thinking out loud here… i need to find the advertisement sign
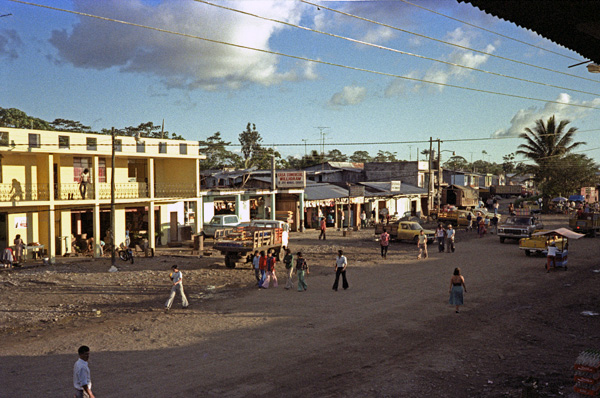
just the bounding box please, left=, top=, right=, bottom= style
left=391, top=181, right=401, bottom=192
left=14, top=216, right=27, bottom=228
left=276, top=171, right=306, bottom=188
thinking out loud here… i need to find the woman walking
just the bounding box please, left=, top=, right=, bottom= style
left=435, top=224, right=445, bottom=252
left=13, top=234, right=24, bottom=264
left=296, top=252, right=309, bottom=291
left=260, top=250, right=278, bottom=289
left=417, top=230, right=428, bottom=259
left=449, top=267, right=467, bottom=313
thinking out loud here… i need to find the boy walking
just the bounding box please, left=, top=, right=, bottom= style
left=165, top=265, right=189, bottom=310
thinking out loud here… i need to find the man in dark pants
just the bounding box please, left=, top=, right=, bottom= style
left=319, top=217, right=327, bottom=240
left=332, top=249, right=349, bottom=291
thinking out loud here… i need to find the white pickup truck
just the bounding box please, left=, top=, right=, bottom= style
left=202, top=215, right=240, bottom=238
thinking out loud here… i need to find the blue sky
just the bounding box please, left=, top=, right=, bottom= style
left=2, top=0, right=600, bottom=165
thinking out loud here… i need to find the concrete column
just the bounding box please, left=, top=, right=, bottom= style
left=59, top=210, right=71, bottom=255
left=194, top=197, right=203, bottom=234
left=299, top=191, right=305, bottom=232
left=270, top=192, right=276, bottom=220
left=148, top=201, right=155, bottom=250
left=114, top=207, right=126, bottom=247
left=48, top=205, right=56, bottom=264
left=235, top=194, right=241, bottom=218
left=148, top=158, right=155, bottom=199
left=93, top=204, right=101, bottom=258
left=93, top=156, right=99, bottom=200
left=375, top=201, right=380, bottom=224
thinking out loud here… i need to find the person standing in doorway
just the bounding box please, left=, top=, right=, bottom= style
left=380, top=228, right=390, bottom=259
left=319, top=217, right=327, bottom=240
left=449, top=267, right=467, bottom=313
left=165, top=265, right=189, bottom=310
left=296, top=252, right=309, bottom=291
left=360, top=210, right=367, bottom=228
left=283, top=248, right=295, bottom=289
left=73, top=345, right=95, bottom=398
left=417, top=230, right=428, bottom=259
left=332, top=249, right=349, bottom=291
left=445, top=224, right=455, bottom=253
left=13, top=234, right=24, bottom=264
left=79, top=168, right=90, bottom=199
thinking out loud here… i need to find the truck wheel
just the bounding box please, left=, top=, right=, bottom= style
left=499, top=237, right=505, bottom=243
left=224, top=255, right=236, bottom=268
left=525, top=250, right=531, bottom=256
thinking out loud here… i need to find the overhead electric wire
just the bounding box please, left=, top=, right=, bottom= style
left=397, top=0, right=583, bottom=63
left=303, top=0, right=600, bottom=85
left=8, top=0, right=600, bottom=112
left=197, top=0, right=600, bottom=98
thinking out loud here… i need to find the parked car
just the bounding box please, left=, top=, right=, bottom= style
left=385, top=221, right=435, bottom=243
left=202, top=215, right=241, bottom=238
left=519, top=232, right=567, bottom=256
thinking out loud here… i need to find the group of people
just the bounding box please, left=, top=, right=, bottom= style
left=435, top=224, right=456, bottom=254
left=251, top=248, right=310, bottom=291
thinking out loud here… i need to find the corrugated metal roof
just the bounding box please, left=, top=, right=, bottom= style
left=460, top=0, right=600, bottom=63
left=304, top=183, right=349, bottom=201
left=359, top=182, right=427, bottom=196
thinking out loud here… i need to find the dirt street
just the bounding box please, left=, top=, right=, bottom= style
left=1, top=213, right=599, bottom=397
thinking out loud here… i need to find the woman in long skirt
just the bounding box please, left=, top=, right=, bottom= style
left=449, top=267, right=467, bottom=313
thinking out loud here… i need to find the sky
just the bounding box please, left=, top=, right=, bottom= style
left=2, top=0, right=600, bottom=165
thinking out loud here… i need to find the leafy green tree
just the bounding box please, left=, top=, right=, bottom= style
left=0, top=107, right=52, bottom=130
left=50, top=119, right=93, bottom=133
left=502, top=153, right=515, bottom=174
left=239, top=123, right=263, bottom=165
left=326, top=149, right=348, bottom=162
left=373, top=150, right=398, bottom=162
left=516, top=115, right=585, bottom=206
left=349, top=150, right=371, bottom=163
left=542, top=154, right=598, bottom=197
left=443, top=155, right=469, bottom=171
left=198, top=132, right=241, bottom=169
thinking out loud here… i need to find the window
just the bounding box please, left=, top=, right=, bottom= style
left=86, top=137, right=97, bottom=151
left=114, top=139, right=122, bottom=152
left=28, top=133, right=40, bottom=149
left=0, top=132, right=8, bottom=147
left=179, top=143, right=187, bottom=155
left=58, top=135, right=70, bottom=149
left=73, top=157, right=92, bottom=182
left=136, top=141, right=145, bottom=153
left=158, top=142, right=167, bottom=154
left=98, top=158, right=106, bottom=183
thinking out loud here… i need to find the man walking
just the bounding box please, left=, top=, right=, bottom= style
left=260, top=250, right=278, bottom=288
left=319, top=217, right=326, bottom=240
left=165, top=265, right=189, bottom=310
left=73, top=345, right=95, bottom=398
left=283, top=248, right=295, bottom=289
left=252, top=250, right=260, bottom=286
left=380, top=228, right=390, bottom=259
left=446, top=224, right=455, bottom=253
left=332, top=249, right=349, bottom=291
left=296, top=252, right=309, bottom=291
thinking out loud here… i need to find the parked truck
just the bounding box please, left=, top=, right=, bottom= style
left=569, top=212, right=600, bottom=236
left=213, top=226, right=284, bottom=268
left=497, top=209, right=543, bottom=243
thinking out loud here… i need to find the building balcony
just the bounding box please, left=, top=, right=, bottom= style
left=0, top=182, right=198, bottom=202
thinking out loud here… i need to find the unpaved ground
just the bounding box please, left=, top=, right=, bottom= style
left=1, top=213, right=600, bottom=397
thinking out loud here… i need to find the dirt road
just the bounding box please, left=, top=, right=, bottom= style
left=1, top=214, right=599, bottom=397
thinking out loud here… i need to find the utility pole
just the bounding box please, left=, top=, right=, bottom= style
left=428, top=137, right=433, bottom=215
left=437, top=139, right=441, bottom=211
left=408, top=145, right=412, bottom=161
left=314, top=126, right=329, bottom=171
left=301, top=139, right=308, bottom=158
left=109, top=127, right=118, bottom=272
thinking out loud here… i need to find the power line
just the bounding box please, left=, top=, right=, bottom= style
left=8, top=0, right=600, bottom=111
left=397, top=0, right=584, bottom=63
left=198, top=0, right=600, bottom=98
left=303, top=0, right=600, bottom=85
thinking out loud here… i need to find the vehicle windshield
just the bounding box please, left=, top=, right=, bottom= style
left=209, top=217, right=222, bottom=225
left=410, top=223, right=423, bottom=230
left=503, top=217, right=531, bottom=226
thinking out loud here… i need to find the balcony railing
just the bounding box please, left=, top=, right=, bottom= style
left=0, top=183, right=50, bottom=201
left=0, top=182, right=197, bottom=202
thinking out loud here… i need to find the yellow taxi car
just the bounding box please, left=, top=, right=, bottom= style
left=391, top=221, right=436, bottom=243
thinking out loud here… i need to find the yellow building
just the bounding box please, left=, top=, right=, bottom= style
left=0, top=127, right=203, bottom=262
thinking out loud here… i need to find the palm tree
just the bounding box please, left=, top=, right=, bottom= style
left=516, top=115, right=585, bottom=202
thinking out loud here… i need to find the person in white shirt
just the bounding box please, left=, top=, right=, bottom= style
left=546, top=242, right=558, bottom=273
left=165, top=265, right=189, bottom=310
left=332, top=250, right=349, bottom=291
left=73, top=345, right=95, bottom=398
left=79, top=169, right=90, bottom=199
left=445, top=225, right=455, bottom=253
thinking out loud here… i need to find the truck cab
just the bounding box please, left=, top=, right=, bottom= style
left=498, top=214, right=543, bottom=243
left=202, top=215, right=241, bottom=238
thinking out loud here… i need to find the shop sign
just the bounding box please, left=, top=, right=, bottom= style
left=349, top=185, right=365, bottom=197
left=391, top=181, right=401, bottom=192
left=277, top=171, right=306, bottom=188
left=14, top=216, right=27, bottom=228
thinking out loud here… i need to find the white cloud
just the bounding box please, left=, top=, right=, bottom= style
left=328, top=85, right=367, bottom=107
left=0, top=29, right=22, bottom=60
left=360, top=26, right=395, bottom=45
left=48, top=0, right=312, bottom=90
left=492, top=93, right=600, bottom=138
left=384, top=28, right=495, bottom=96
